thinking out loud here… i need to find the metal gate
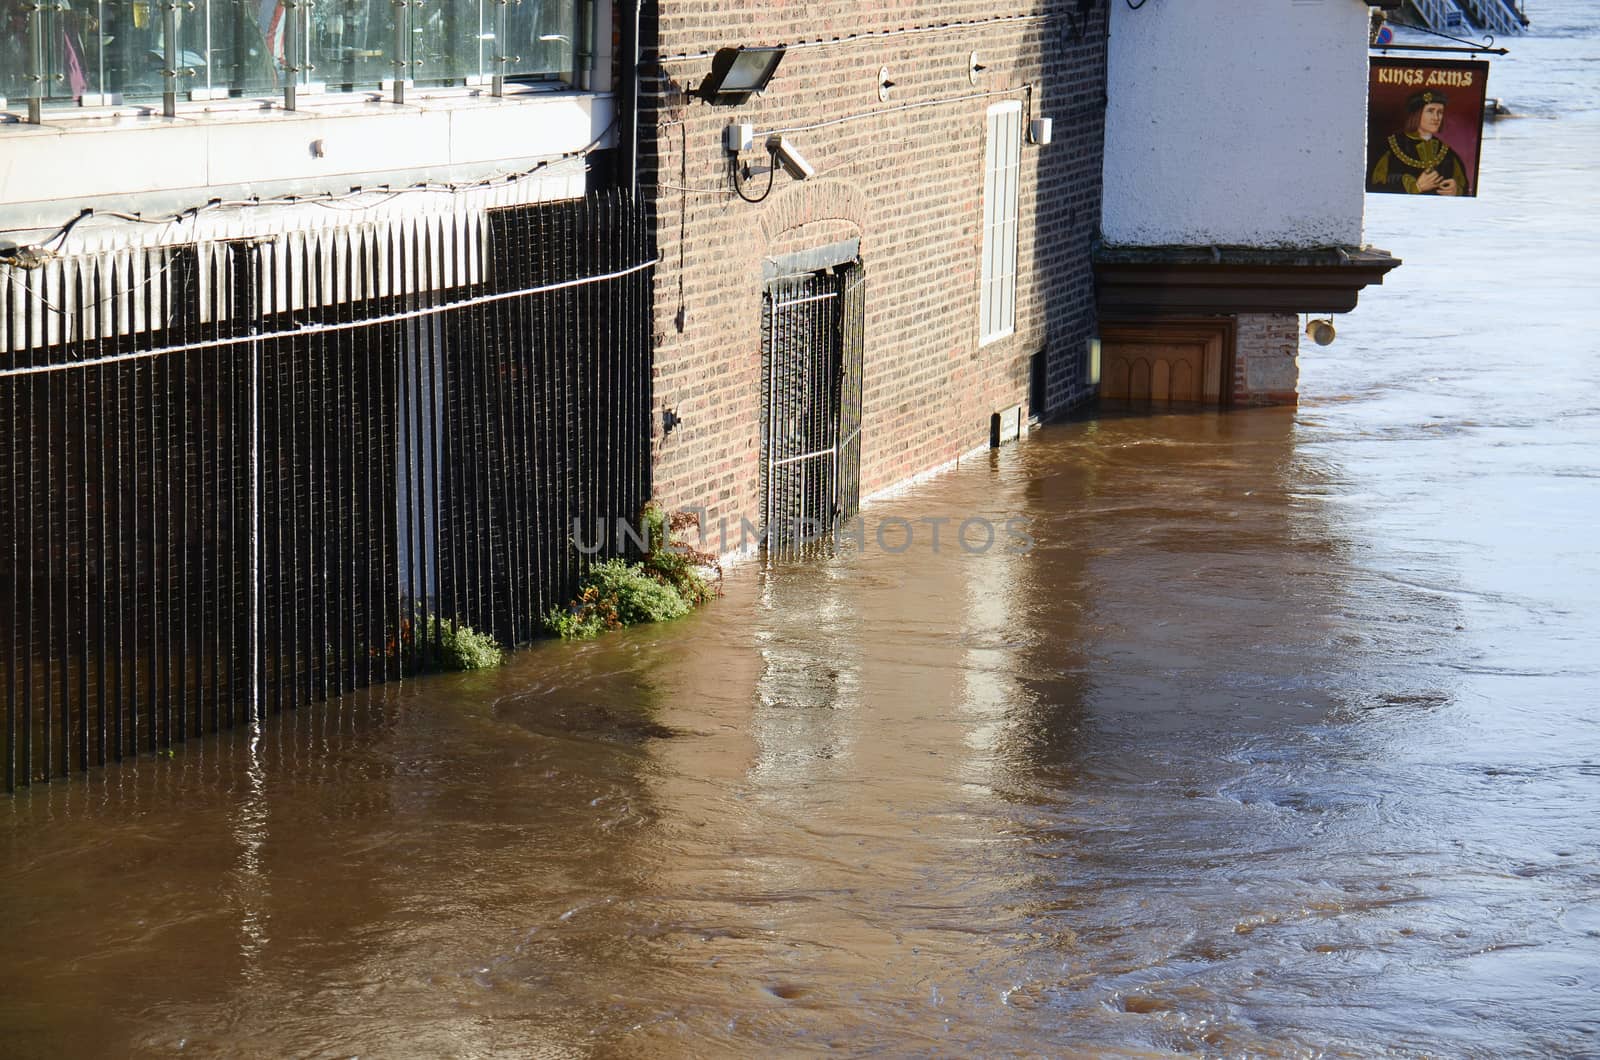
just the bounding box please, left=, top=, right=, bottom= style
left=760, top=262, right=864, bottom=553
left=0, top=191, right=653, bottom=792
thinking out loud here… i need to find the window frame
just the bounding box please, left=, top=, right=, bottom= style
left=978, top=99, right=1023, bottom=348
left=0, top=0, right=586, bottom=111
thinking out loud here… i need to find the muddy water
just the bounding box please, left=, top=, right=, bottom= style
left=6, top=16, right=1600, bottom=1060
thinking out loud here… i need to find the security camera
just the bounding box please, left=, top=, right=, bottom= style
left=766, top=135, right=815, bottom=181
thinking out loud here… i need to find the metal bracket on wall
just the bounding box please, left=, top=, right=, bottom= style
left=1373, top=18, right=1509, bottom=54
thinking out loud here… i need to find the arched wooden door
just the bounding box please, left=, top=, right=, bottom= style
left=1098, top=319, right=1234, bottom=407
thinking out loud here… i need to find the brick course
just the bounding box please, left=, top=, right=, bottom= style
left=1233, top=312, right=1301, bottom=407
left=639, top=1, right=1107, bottom=548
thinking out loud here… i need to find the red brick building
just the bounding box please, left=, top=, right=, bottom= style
left=636, top=1, right=1108, bottom=554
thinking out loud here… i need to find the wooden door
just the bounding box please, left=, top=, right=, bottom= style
left=1099, top=320, right=1233, bottom=407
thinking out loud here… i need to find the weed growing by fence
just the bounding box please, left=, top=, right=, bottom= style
left=418, top=616, right=506, bottom=670
left=641, top=505, right=718, bottom=607
left=546, top=559, right=689, bottom=639
left=546, top=505, right=720, bottom=640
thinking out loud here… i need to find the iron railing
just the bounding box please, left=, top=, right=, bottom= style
left=1458, top=0, right=1524, bottom=35
left=760, top=263, right=865, bottom=554
left=0, top=190, right=653, bottom=791
left=1408, top=0, right=1464, bottom=33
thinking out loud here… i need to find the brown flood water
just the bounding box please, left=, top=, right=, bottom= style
left=6, top=15, right=1600, bottom=1059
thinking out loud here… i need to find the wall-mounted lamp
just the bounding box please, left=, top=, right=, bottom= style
left=968, top=52, right=985, bottom=86
left=1306, top=316, right=1337, bottom=346
left=699, top=46, right=787, bottom=105
left=878, top=66, right=894, bottom=103
left=1029, top=117, right=1054, bottom=146
left=1087, top=337, right=1102, bottom=387
left=662, top=407, right=682, bottom=436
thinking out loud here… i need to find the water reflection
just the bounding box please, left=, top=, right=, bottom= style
left=230, top=724, right=271, bottom=987
left=3, top=379, right=1595, bottom=1055
left=2, top=398, right=1595, bottom=1054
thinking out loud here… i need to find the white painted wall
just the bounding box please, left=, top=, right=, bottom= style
left=0, top=88, right=613, bottom=239
left=1101, top=0, right=1370, bottom=248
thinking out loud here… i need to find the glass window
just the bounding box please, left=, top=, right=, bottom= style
left=980, top=100, right=1022, bottom=346
left=0, top=0, right=171, bottom=105
left=308, top=0, right=398, bottom=89
left=181, top=0, right=279, bottom=98
left=409, top=0, right=487, bottom=86
left=502, top=0, right=573, bottom=81
left=0, top=0, right=582, bottom=108
left=2, top=4, right=33, bottom=102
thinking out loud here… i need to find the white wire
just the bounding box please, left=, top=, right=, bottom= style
left=4, top=118, right=620, bottom=256
left=647, top=180, right=734, bottom=196
left=0, top=256, right=659, bottom=377
left=650, top=14, right=1054, bottom=64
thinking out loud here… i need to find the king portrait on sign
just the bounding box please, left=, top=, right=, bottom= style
left=1366, top=58, right=1488, bottom=199
left=1368, top=90, right=1470, bottom=196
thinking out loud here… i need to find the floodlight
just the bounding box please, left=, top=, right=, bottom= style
left=699, top=46, right=786, bottom=105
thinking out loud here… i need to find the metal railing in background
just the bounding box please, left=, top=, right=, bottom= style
left=1407, top=0, right=1524, bottom=35
left=0, top=190, right=653, bottom=792
left=1408, top=0, right=1465, bottom=33
left=1458, top=0, right=1525, bottom=35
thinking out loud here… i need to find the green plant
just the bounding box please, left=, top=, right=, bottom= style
left=591, top=557, right=692, bottom=624
left=544, top=590, right=613, bottom=640
left=544, top=504, right=722, bottom=641
left=640, top=503, right=718, bottom=607
left=544, top=557, right=690, bottom=640
left=416, top=614, right=506, bottom=670
left=643, top=544, right=714, bottom=607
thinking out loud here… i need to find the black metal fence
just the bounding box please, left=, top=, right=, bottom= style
left=0, top=191, right=653, bottom=791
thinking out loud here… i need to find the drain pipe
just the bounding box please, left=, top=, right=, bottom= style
left=619, top=0, right=641, bottom=194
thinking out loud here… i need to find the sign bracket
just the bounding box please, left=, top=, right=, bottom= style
left=1373, top=18, right=1509, bottom=56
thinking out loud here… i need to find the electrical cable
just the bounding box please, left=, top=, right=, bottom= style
left=0, top=254, right=661, bottom=376
left=47, top=209, right=95, bottom=249
left=760, top=84, right=1030, bottom=138
left=3, top=252, right=182, bottom=326
left=730, top=148, right=778, bottom=204
left=648, top=118, right=736, bottom=195
left=649, top=13, right=1056, bottom=65
left=649, top=181, right=735, bottom=196
left=1, top=115, right=620, bottom=262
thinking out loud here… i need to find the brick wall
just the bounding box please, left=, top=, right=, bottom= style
left=1232, top=312, right=1301, bottom=407
left=639, top=1, right=1107, bottom=549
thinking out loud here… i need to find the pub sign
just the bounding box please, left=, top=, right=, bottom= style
left=1367, top=57, right=1489, bottom=198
